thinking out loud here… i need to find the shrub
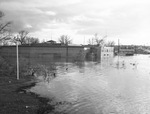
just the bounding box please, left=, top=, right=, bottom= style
left=73, top=50, right=85, bottom=62
left=28, top=64, right=57, bottom=82
left=0, top=56, right=12, bottom=76
left=0, top=56, right=31, bottom=78
left=0, top=55, right=57, bottom=81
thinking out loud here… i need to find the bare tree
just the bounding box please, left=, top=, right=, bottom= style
left=88, top=38, right=94, bottom=45
left=105, top=41, right=115, bottom=47
left=12, top=30, right=40, bottom=45
left=0, top=40, right=9, bottom=46
left=26, top=37, right=39, bottom=44
left=0, top=11, right=12, bottom=44
left=88, top=33, right=105, bottom=46
left=0, top=11, right=3, bottom=18
left=94, top=33, right=105, bottom=46
left=58, top=35, right=72, bottom=45
left=13, top=30, right=29, bottom=45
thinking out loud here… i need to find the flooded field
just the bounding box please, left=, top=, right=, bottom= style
left=30, top=54, right=150, bottom=114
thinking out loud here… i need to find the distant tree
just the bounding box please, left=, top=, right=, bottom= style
left=26, top=37, right=39, bottom=44
left=41, top=39, right=46, bottom=43
left=88, top=38, right=94, bottom=45
left=13, top=30, right=29, bottom=45
left=58, top=35, right=72, bottom=45
left=12, top=30, right=40, bottom=45
left=88, top=33, right=105, bottom=46
left=0, top=11, right=3, bottom=18
left=94, top=33, right=105, bottom=46
left=0, top=11, right=12, bottom=44
left=105, top=41, right=115, bottom=47
left=0, top=40, right=9, bottom=46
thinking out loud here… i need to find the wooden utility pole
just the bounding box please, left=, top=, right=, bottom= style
left=16, top=42, right=19, bottom=80
left=117, top=39, right=120, bottom=69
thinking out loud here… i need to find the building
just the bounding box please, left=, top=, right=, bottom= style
left=101, top=46, right=114, bottom=59
left=84, top=45, right=114, bottom=61
left=46, top=40, right=57, bottom=44
left=0, top=45, right=84, bottom=66
left=114, top=45, right=135, bottom=56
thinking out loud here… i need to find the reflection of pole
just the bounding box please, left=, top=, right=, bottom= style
left=66, top=44, right=68, bottom=63
left=91, top=52, right=94, bottom=61
left=16, top=42, right=19, bottom=80
left=117, top=39, right=120, bottom=68
left=118, top=39, right=120, bottom=55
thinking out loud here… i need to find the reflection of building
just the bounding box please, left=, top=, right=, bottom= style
left=84, top=46, right=101, bottom=61
left=119, top=48, right=134, bottom=56
left=84, top=45, right=114, bottom=61
left=101, top=47, right=114, bottom=59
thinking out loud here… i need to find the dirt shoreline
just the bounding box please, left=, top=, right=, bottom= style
left=0, top=76, right=55, bottom=114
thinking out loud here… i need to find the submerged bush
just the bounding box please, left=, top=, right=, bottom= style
left=73, top=50, right=85, bottom=62
left=0, top=56, right=31, bottom=78
left=0, top=56, right=12, bottom=76
left=29, top=64, right=57, bottom=82
left=0, top=55, right=57, bottom=82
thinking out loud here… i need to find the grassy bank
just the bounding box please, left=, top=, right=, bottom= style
left=0, top=76, right=55, bottom=114
left=0, top=55, right=60, bottom=114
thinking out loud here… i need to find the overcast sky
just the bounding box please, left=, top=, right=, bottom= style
left=0, top=0, right=150, bottom=45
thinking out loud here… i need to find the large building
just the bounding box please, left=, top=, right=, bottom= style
left=0, top=44, right=84, bottom=65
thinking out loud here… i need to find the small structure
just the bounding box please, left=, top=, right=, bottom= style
left=101, top=46, right=114, bottom=59
left=46, top=40, right=56, bottom=44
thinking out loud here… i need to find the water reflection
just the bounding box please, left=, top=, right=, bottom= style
left=30, top=55, right=150, bottom=114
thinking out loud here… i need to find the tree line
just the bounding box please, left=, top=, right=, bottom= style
left=0, top=11, right=40, bottom=46
left=0, top=11, right=73, bottom=46
left=87, top=33, right=115, bottom=47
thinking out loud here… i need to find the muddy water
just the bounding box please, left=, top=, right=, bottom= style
left=30, top=55, right=150, bottom=114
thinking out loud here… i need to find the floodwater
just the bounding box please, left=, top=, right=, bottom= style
left=30, top=54, right=150, bottom=114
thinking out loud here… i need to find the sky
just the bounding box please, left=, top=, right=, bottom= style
left=0, top=0, right=150, bottom=45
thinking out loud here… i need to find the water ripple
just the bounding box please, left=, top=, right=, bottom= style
left=30, top=55, right=150, bottom=114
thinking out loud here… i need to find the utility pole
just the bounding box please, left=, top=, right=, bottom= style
left=118, top=39, right=120, bottom=54
left=117, top=39, right=120, bottom=69
left=16, top=42, right=19, bottom=80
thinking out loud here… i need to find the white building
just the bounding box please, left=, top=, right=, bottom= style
left=101, top=46, right=114, bottom=59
